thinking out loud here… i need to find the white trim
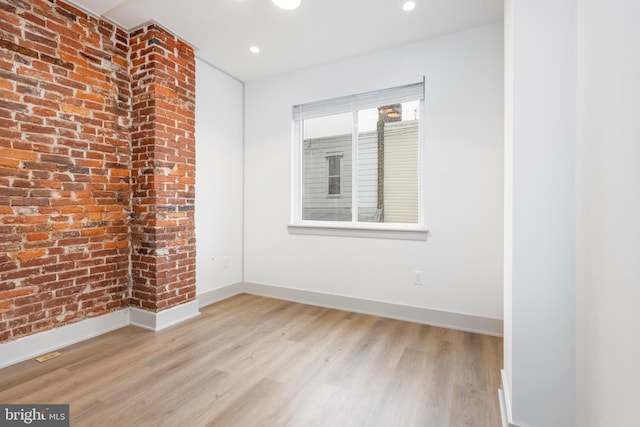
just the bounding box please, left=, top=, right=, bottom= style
left=125, top=19, right=197, bottom=47
left=499, top=389, right=509, bottom=427
left=198, top=282, right=501, bottom=335
left=499, top=369, right=525, bottom=427
left=501, top=369, right=513, bottom=422
left=0, top=284, right=501, bottom=369
left=288, top=224, right=429, bottom=241
left=61, top=4, right=200, bottom=51
left=129, top=300, right=200, bottom=332
left=197, top=283, right=246, bottom=308
left=63, top=0, right=112, bottom=19
left=242, top=282, right=503, bottom=336
left=0, top=309, right=130, bottom=370
left=0, top=301, right=200, bottom=369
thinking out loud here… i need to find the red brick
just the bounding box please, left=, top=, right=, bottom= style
left=0, top=287, right=37, bottom=299
left=16, top=248, right=46, bottom=260
left=3, top=147, right=38, bottom=162
left=26, top=232, right=48, bottom=241
left=1, top=2, right=196, bottom=343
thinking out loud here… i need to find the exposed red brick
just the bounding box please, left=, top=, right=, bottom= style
left=0, top=0, right=196, bottom=343
left=128, top=24, right=195, bottom=313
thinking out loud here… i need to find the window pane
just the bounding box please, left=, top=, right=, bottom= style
left=357, top=104, right=419, bottom=223
left=328, top=156, right=340, bottom=176
left=328, top=176, right=341, bottom=195
left=357, top=108, right=380, bottom=222
left=294, top=83, right=424, bottom=227
left=302, top=113, right=352, bottom=221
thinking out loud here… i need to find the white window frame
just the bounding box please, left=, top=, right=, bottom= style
left=289, top=81, right=428, bottom=241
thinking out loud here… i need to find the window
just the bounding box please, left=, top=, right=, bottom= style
left=327, top=155, right=342, bottom=196
left=290, top=81, right=427, bottom=239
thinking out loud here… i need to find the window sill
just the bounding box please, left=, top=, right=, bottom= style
left=287, top=224, right=429, bottom=241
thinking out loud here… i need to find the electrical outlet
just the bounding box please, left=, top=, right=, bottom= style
left=223, top=256, right=229, bottom=268
left=414, top=270, right=423, bottom=285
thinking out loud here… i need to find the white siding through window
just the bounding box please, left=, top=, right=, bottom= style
left=383, top=121, right=419, bottom=223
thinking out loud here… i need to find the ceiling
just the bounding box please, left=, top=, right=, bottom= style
left=68, top=0, right=503, bottom=82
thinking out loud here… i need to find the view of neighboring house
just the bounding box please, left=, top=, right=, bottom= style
left=303, top=105, right=419, bottom=223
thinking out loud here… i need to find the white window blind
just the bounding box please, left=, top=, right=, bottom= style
left=293, top=81, right=424, bottom=120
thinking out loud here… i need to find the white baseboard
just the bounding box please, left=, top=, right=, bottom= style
left=201, top=281, right=502, bottom=336
left=499, top=388, right=509, bottom=427
left=197, top=282, right=246, bottom=308
left=1, top=283, right=502, bottom=370
left=1, top=300, right=201, bottom=369
left=0, top=309, right=130, bottom=370
left=499, top=369, right=523, bottom=427
left=129, top=300, right=200, bottom=332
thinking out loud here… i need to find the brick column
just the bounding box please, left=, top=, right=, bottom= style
left=129, top=25, right=196, bottom=312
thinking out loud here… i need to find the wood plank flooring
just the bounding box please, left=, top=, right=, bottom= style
left=0, top=294, right=503, bottom=426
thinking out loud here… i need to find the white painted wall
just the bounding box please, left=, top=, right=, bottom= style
left=503, top=1, right=576, bottom=426
left=576, top=0, right=640, bottom=425
left=504, top=1, right=640, bottom=425
left=195, top=59, right=244, bottom=294
left=244, top=23, right=504, bottom=320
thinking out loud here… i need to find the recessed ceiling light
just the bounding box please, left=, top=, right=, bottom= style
left=272, top=0, right=301, bottom=10
left=249, top=46, right=260, bottom=54
left=403, top=1, right=416, bottom=12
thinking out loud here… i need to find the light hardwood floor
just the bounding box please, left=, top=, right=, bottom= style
left=0, top=294, right=503, bottom=426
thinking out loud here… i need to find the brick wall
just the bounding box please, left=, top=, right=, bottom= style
left=0, top=0, right=196, bottom=343
left=129, top=25, right=196, bottom=312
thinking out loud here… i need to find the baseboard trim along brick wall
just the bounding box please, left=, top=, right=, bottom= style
left=129, top=299, right=199, bottom=332
left=0, top=309, right=129, bottom=369
left=0, top=299, right=199, bottom=369
left=0, top=282, right=502, bottom=369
